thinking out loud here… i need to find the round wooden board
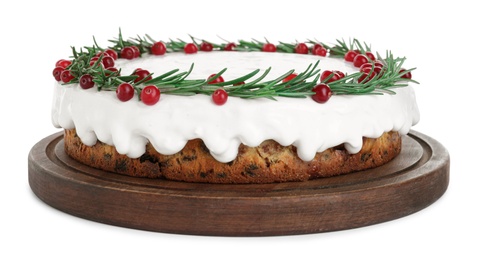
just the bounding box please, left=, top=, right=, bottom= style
left=28, top=131, right=449, bottom=236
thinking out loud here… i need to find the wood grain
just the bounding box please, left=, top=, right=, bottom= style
left=28, top=131, right=449, bottom=236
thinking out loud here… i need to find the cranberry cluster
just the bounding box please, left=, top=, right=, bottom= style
left=344, top=50, right=412, bottom=82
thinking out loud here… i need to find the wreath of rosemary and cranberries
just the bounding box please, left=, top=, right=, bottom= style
left=52, top=30, right=417, bottom=106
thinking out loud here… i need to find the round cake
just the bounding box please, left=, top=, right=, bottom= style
left=51, top=32, right=420, bottom=183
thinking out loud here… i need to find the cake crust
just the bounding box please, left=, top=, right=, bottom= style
left=64, top=129, right=401, bottom=184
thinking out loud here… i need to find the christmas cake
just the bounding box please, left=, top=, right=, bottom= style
left=51, top=32, right=419, bottom=183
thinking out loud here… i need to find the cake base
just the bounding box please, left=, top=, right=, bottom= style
left=64, top=129, right=403, bottom=183
left=28, top=131, right=449, bottom=236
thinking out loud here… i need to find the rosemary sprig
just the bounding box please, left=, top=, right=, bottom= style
left=141, top=61, right=320, bottom=99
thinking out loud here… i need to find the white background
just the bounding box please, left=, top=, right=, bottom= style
left=1, top=0, right=477, bottom=259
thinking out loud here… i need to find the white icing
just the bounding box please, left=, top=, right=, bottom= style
left=52, top=51, right=420, bottom=162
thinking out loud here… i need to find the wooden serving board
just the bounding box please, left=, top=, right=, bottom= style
left=28, top=131, right=449, bottom=236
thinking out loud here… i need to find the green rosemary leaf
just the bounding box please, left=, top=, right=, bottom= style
left=117, top=75, right=137, bottom=82
left=241, top=67, right=273, bottom=87
left=145, top=69, right=180, bottom=85
left=277, top=92, right=312, bottom=98
left=206, top=68, right=227, bottom=84
left=158, top=72, right=192, bottom=85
